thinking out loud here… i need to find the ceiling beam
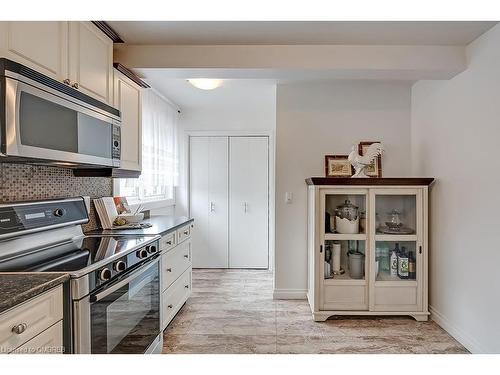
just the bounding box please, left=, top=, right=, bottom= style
left=114, top=44, right=466, bottom=80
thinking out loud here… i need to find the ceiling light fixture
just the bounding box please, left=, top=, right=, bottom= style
left=187, top=79, right=223, bottom=90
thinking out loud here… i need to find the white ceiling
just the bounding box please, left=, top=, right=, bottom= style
left=108, top=21, right=496, bottom=46
left=138, top=71, right=276, bottom=111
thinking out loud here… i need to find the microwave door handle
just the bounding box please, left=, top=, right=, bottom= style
left=90, top=256, right=159, bottom=303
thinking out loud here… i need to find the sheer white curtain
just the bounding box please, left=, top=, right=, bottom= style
left=120, top=89, right=179, bottom=203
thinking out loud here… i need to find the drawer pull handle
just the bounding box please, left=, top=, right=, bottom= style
left=168, top=304, right=173, bottom=308
left=167, top=268, right=172, bottom=272
left=184, top=285, right=189, bottom=289
left=12, top=323, right=27, bottom=335
left=183, top=254, right=189, bottom=258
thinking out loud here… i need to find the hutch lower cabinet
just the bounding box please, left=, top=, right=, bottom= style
left=306, top=177, right=434, bottom=322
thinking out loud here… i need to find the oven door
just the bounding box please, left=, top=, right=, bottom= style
left=3, top=75, right=120, bottom=167
left=73, top=257, right=160, bottom=354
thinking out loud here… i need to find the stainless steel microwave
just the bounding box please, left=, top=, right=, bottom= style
left=0, top=58, right=121, bottom=168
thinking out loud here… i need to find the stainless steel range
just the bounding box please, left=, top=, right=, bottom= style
left=0, top=197, right=162, bottom=354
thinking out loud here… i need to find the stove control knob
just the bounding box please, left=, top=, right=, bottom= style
left=53, top=208, right=65, bottom=217
left=113, top=261, right=126, bottom=273
left=136, top=248, right=148, bottom=259
left=147, top=245, right=157, bottom=254
left=98, top=268, right=112, bottom=281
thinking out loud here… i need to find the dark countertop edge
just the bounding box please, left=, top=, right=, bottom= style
left=87, top=216, right=194, bottom=237
left=0, top=272, right=69, bottom=315
left=305, top=177, right=435, bottom=186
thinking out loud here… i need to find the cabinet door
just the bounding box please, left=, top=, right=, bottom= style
left=369, top=188, right=423, bottom=312
left=68, top=22, right=113, bottom=104
left=189, top=137, right=229, bottom=268
left=319, top=188, right=369, bottom=311
left=113, top=69, right=142, bottom=171
left=12, top=321, right=63, bottom=354
left=229, top=136, right=269, bottom=269
left=0, top=21, right=68, bottom=81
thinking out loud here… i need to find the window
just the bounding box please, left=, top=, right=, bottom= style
left=118, top=89, right=179, bottom=207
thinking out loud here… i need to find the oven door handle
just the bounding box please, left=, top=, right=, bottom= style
left=90, top=256, right=159, bottom=303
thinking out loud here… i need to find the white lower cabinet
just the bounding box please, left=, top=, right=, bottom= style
left=306, top=178, right=433, bottom=322
left=160, top=224, right=193, bottom=331
left=0, top=285, right=63, bottom=354
left=161, top=268, right=192, bottom=330
left=12, top=321, right=63, bottom=354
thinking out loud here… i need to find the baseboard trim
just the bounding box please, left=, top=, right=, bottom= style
left=273, top=289, right=307, bottom=300
left=429, top=305, right=485, bottom=354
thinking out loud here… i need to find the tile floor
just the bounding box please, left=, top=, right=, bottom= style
left=162, top=269, right=468, bottom=354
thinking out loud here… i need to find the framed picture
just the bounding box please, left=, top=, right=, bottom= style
left=358, top=141, right=383, bottom=177
left=324, top=155, right=353, bottom=177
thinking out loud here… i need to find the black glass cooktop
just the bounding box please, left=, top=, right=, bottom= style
left=0, top=235, right=152, bottom=273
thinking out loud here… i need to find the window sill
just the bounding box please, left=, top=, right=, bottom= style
left=127, top=198, right=175, bottom=212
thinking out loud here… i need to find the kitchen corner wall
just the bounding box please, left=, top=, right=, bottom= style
left=0, top=163, right=112, bottom=231
left=274, top=80, right=412, bottom=298
left=411, top=23, right=500, bottom=353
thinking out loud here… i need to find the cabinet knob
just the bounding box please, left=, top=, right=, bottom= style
left=63, top=78, right=71, bottom=85
left=183, top=254, right=189, bottom=258
left=183, top=230, right=189, bottom=235
left=167, top=304, right=173, bottom=309
left=184, top=285, right=189, bottom=289
left=166, top=240, right=172, bottom=245
left=166, top=268, right=172, bottom=272
left=11, top=323, right=27, bottom=335
left=72, top=82, right=79, bottom=89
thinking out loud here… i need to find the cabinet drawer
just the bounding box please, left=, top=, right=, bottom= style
left=0, top=286, right=63, bottom=353
left=161, top=239, right=191, bottom=291
left=321, top=284, right=367, bottom=311
left=162, top=267, right=191, bottom=329
left=159, top=232, right=176, bottom=252
left=177, top=223, right=192, bottom=244
left=11, top=321, right=63, bottom=354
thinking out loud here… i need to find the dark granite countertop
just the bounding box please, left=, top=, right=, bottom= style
left=87, top=215, right=193, bottom=237
left=0, top=273, right=69, bottom=314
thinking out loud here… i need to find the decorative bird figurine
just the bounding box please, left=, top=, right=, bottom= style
left=348, top=143, right=384, bottom=178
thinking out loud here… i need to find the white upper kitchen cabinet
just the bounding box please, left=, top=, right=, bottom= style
left=0, top=21, right=68, bottom=81
left=68, top=22, right=113, bottom=104
left=113, top=68, right=142, bottom=172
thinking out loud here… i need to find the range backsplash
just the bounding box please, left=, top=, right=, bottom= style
left=0, top=163, right=112, bottom=231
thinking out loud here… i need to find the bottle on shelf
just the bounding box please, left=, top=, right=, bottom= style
left=390, top=249, right=398, bottom=277
left=408, top=251, right=416, bottom=280
left=394, top=242, right=401, bottom=255
left=397, top=246, right=409, bottom=279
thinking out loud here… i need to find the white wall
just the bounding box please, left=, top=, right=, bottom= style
left=275, top=81, right=412, bottom=298
left=411, top=24, right=500, bottom=354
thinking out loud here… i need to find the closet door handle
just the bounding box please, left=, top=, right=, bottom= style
left=210, top=201, right=215, bottom=212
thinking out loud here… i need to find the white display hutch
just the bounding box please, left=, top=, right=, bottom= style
left=306, top=177, right=434, bottom=322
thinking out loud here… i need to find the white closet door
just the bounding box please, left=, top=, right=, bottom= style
left=229, top=137, right=269, bottom=269
left=190, top=137, right=228, bottom=268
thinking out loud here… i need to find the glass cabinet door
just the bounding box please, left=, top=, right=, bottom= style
left=320, top=189, right=369, bottom=311
left=369, top=188, right=423, bottom=312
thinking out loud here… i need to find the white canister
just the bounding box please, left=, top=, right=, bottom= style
left=332, top=243, right=341, bottom=272
left=335, top=216, right=359, bottom=234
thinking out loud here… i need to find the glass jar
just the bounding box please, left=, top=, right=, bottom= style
left=335, top=200, right=359, bottom=221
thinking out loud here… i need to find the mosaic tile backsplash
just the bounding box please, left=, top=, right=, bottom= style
left=0, top=163, right=112, bottom=231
